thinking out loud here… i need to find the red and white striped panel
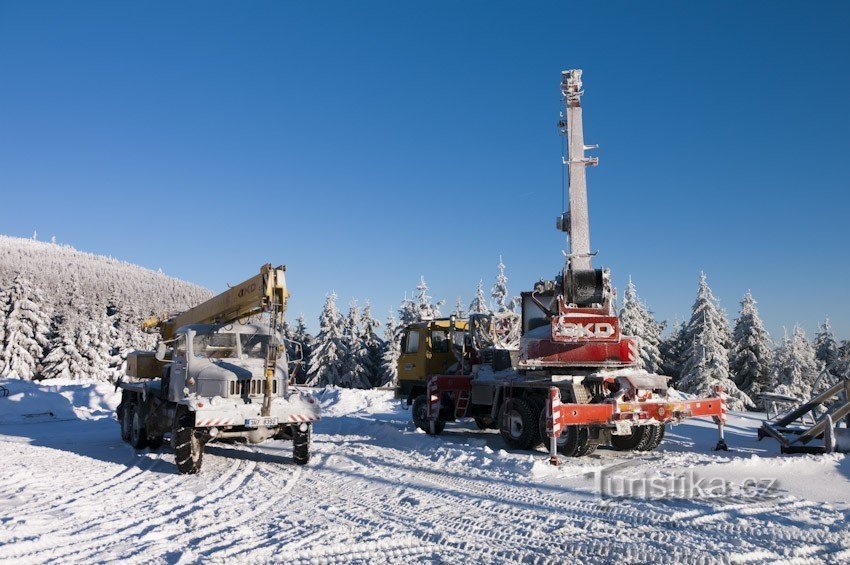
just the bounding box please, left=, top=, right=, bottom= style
left=546, top=387, right=563, bottom=438
left=287, top=414, right=318, bottom=423
left=628, top=340, right=639, bottom=363
left=195, top=418, right=235, bottom=428
left=427, top=376, right=441, bottom=420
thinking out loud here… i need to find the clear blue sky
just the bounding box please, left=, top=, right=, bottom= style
left=1, top=1, right=848, bottom=339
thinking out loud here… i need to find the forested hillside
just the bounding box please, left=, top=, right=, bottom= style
left=0, top=235, right=212, bottom=380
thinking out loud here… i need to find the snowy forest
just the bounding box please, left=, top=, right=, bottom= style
left=2, top=235, right=848, bottom=412
left=0, top=235, right=211, bottom=382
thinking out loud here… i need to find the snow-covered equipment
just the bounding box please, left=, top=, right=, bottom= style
left=116, top=264, right=321, bottom=474
left=399, top=70, right=727, bottom=463
left=758, top=376, right=850, bottom=454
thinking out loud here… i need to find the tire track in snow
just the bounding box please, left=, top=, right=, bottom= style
left=0, top=458, right=253, bottom=562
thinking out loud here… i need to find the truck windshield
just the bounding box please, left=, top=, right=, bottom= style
left=240, top=334, right=271, bottom=360
left=193, top=333, right=237, bottom=359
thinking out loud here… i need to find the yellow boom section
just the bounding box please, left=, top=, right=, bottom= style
left=142, top=263, right=289, bottom=340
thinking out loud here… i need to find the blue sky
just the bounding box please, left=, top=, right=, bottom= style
left=1, top=1, right=848, bottom=339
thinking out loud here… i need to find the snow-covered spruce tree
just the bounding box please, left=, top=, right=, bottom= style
left=341, top=301, right=371, bottom=389
left=1, top=274, right=52, bottom=380
left=380, top=313, right=401, bottom=386
left=397, top=294, right=419, bottom=327
left=41, top=314, right=87, bottom=380
left=290, top=314, right=313, bottom=382
left=452, top=297, right=466, bottom=319
left=415, top=276, right=444, bottom=321
left=468, top=280, right=490, bottom=315
left=729, top=292, right=773, bottom=408
left=678, top=273, right=752, bottom=410
left=103, top=299, right=126, bottom=382
left=360, top=303, right=384, bottom=387
left=306, top=293, right=347, bottom=387
left=77, top=315, right=112, bottom=381
left=619, top=277, right=663, bottom=373
left=814, top=319, right=840, bottom=373
left=491, top=257, right=510, bottom=313
left=660, top=321, right=686, bottom=380
left=771, top=326, right=820, bottom=400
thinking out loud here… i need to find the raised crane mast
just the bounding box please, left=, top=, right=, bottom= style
left=558, top=69, right=599, bottom=272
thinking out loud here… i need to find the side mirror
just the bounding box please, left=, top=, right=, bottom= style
left=155, top=342, right=169, bottom=362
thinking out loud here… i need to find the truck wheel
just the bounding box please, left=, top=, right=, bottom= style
left=574, top=429, right=598, bottom=457
left=119, top=401, right=132, bottom=443
left=174, top=426, right=204, bottom=474
left=499, top=397, right=538, bottom=451
left=293, top=423, right=311, bottom=465
left=129, top=404, right=149, bottom=450
left=529, top=396, right=546, bottom=447
left=412, top=395, right=444, bottom=435
left=636, top=424, right=664, bottom=452
left=557, top=426, right=592, bottom=457
left=610, top=425, right=648, bottom=451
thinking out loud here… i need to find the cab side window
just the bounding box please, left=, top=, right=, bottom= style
left=431, top=331, right=449, bottom=353
left=404, top=331, right=420, bottom=354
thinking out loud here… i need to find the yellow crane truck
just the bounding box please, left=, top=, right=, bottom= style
left=116, top=264, right=321, bottom=474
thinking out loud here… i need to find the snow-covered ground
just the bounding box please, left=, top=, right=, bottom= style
left=1, top=379, right=849, bottom=563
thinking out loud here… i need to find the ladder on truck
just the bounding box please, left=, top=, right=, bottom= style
left=758, top=376, right=850, bottom=454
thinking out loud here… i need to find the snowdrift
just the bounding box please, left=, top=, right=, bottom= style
left=0, top=378, right=119, bottom=424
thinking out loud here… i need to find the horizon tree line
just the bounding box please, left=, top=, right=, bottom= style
left=2, top=257, right=849, bottom=413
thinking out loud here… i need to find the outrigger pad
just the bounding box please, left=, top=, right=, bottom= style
left=714, top=439, right=730, bottom=452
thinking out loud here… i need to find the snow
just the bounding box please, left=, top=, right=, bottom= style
left=2, top=381, right=850, bottom=562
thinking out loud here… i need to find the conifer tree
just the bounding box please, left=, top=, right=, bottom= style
left=619, top=278, right=663, bottom=373
left=659, top=321, right=686, bottom=380
left=41, top=314, right=87, bottom=380
left=291, top=314, right=313, bottom=382
left=772, top=326, right=820, bottom=400
left=398, top=294, right=419, bottom=327
left=453, top=297, right=466, bottom=319
left=1, top=274, right=51, bottom=380
left=380, top=314, right=401, bottom=386
left=491, top=257, right=510, bottom=313
left=415, top=276, right=444, bottom=321
left=678, top=273, right=752, bottom=410
left=469, top=280, right=490, bottom=315
left=306, top=293, right=347, bottom=387
left=729, top=292, right=773, bottom=408
left=361, top=302, right=384, bottom=387
left=341, top=300, right=363, bottom=384
left=814, top=319, right=840, bottom=372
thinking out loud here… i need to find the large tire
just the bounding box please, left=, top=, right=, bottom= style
left=499, top=397, right=539, bottom=450
left=559, top=426, right=591, bottom=457
left=129, top=404, right=149, bottom=450
left=412, top=395, right=444, bottom=435
left=529, top=396, right=546, bottom=448
left=610, top=425, right=649, bottom=451
left=637, top=424, right=665, bottom=452
left=119, top=401, right=132, bottom=443
left=173, top=411, right=204, bottom=475
left=293, top=423, right=311, bottom=465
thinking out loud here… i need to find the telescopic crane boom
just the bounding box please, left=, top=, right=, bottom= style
left=142, top=264, right=289, bottom=341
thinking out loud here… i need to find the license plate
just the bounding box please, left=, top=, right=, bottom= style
left=245, top=417, right=278, bottom=428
